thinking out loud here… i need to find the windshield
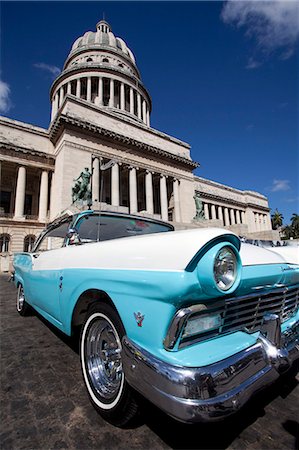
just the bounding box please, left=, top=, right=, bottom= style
left=75, top=214, right=173, bottom=243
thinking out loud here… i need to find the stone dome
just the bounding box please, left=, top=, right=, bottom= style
left=69, top=20, right=136, bottom=65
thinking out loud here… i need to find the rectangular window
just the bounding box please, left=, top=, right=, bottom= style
left=0, top=191, right=11, bottom=213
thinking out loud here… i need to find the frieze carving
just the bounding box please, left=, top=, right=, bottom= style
left=49, top=114, right=198, bottom=170
left=0, top=144, right=55, bottom=167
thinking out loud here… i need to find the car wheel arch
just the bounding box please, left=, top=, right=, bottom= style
left=71, top=289, right=120, bottom=336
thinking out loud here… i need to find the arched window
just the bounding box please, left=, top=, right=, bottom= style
left=24, top=235, right=36, bottom=252
left=118, top=63, right=124, bottom=68
left=86, top=57, right=93, bottom=62
left=102, top=58, right=109, bottom=63
left=0, top=234, right=10, bottom=253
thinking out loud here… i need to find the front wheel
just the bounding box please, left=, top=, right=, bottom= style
left=16, top=284, right=31, bottom=316
left=80, top=303, right=138, bottom=427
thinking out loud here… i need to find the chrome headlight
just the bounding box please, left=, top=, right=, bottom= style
left=182, top=312, right=222, bottom=339
left=213, top=246, right=237, bottom=291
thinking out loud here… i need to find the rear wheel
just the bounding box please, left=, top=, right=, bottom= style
left=16, top=284, right=30, bottom=316
left=80, top=303, right=138, bottom=427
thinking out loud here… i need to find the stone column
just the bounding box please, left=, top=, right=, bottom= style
left=230, top=209, right=235, bottom=225
left=224, top=207, right=229, bottom=226
left=111, top=163, right=120, bottom=207
left=51, top=94, right=57, bottom=120
left=38, top=171, right=48, bottom=222
left=92, top=158, right=100, bottom=203
left=130, top=88, right=134, bottom=114
left=145, top=170, right=154, bottom=214
left=137, top=94, right=142, bottom=120
left=129, top=167, right=138, bottom=213
left=87, top=77, right=92, bottom=102
left=241, top=211, right=245, bottom=224
left=142, top=100, right=147, bottom=124
left=255, top=213, right=259, bottom=231
left=14, top=166, right=26, bottom=219
left=146, top=110, right=150, bottom=126
left=76, top=79, right=81, bottom=98
left=58, top=87, right=63, bottom=107
left=97, top=77, right=103, bottom=105
left=109, top=79, right=114, bottom=108
left=120, top=82, right=125, bottom=110
left=218, top=206, right=224, bottom=225
left=160, top=175, right=168, bottom=221
left=173, top=179, right=181, bottom=222
left=67, top=82, right=71, bottom=95
left=211, top=204, right=216, bottom=220
left=236, top=210, right=241, bottom=224
left=204, top=203, right=209, bottom=220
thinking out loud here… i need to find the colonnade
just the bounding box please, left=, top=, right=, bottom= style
left=91, top=158, right=181, bottom=222
left=51, top=76, right=150, bottom=126
left=13, top=165, right=49, bottom=222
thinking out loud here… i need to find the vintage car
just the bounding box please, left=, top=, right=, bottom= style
left=13, top=210, right=299, bottom=426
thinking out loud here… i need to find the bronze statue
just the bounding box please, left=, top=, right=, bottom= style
left=72, top=167, right=92, bottom=204
left=193, top=193, right=205, bottom=220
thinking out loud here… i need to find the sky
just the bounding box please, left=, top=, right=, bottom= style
left=0, top=1, right=298, bottom=224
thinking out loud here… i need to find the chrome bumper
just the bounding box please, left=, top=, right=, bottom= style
left=122, top=320, right=299, bottom=423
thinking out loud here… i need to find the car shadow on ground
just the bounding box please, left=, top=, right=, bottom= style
left=33, top=308, right=298, bottom=450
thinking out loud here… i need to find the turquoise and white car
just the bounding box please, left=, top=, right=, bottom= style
left=13, top=210, right=299, bottom=426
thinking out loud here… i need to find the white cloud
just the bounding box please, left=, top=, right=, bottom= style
left=34, top=63, right=60, bottom=77
left=246, top=57, right=261, bottom=69
left=0, top=79, right=11, bottom=114
left=221, top=1, right=299, bottom=58
left=271, top=179, right=291, bottom=192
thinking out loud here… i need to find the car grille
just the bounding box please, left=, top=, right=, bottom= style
left=220, top=285, right=299, bottom=334
left=180, top=285, right=299, bottom=347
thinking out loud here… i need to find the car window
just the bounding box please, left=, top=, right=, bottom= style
left=34, top=221, right=71, bottom=252
left=75, top=214, right=172, bottom=243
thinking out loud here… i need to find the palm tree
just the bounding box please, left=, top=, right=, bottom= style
left=290, top=213, right=299, bottom=238
left=271, top=209, right=284, bottom=230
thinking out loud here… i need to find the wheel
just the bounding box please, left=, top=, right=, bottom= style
left=80, top=303, right=139, bottom=427
left=16, top=284, right=31, bottom=316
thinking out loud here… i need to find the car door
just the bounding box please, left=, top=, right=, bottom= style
left=28, top=220, right=71, bottom=325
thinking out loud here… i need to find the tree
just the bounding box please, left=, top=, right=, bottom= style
left=290, top=213, right=299, bottom=238
left=271, top=209, right=284, bottom=230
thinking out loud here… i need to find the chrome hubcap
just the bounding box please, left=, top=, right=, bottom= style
left=17, top=286, right=25, bottom=311
left=85, top=317, right=123, bottom=402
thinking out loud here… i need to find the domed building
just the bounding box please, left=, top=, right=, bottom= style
left=0, top=20, right=273, bottom=271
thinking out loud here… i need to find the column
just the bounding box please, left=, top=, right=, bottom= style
left=92, top=158, right=99, bottom=203
left=14, top=166, right=26, bottom=219
left=76, top=78, right=81, bottom=98
left=218, top=206, right=224, bottom=225
left=98, top=77, right=103, bottom=105
left=87, top=77, right=92, bottom=102
left=67, top=82, right=71, bottom=95
left=236, top=210, right=241, bottom=224
left=109, top=79, right=114, bottom=108
left=51, top=94, right=57, bottom=120
left=230, top=208, right=235, bottom=225
left=146, top=110, right=150, bottom=126
left=255, top=213, right=259, bottom=231
left=241, top=211, right=245, bottom=224
left=173, top=179, right=181, bottom=222
left=211, top=204, right=216, bottom=220
left=204, top=203, right=209, bottom=220
left=160, top=175, right=168, bottom=221
left=120, top=82, right=125, bottom=110
left=59, top=86, right=64, bottom=107
left=145, top=171, right=154, bottom=214
left=129, top=88, right=134, bottom=114
left=137, top=94, right=142, bottom=119
left=224, top=207, right=229, bottom=226
left=129, top=167, right=137, bottom=213
left=38, top=171, right=48, bottom=222
left=111, top=163, right=120, bottom=206
left=142, top=100, right=147, bottom=124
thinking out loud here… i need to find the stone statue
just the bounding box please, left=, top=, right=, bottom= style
left=72, top=167, right=92, bottom=204
left=193, top=193, right=205, bottom=221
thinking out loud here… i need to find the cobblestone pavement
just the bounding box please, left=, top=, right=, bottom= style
left=1, top=275, right=298, bottom=450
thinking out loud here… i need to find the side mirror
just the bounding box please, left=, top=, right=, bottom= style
left=67, top=228, right=81, bottom=245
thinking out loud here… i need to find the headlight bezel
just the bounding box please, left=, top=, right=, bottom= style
left=213, top=246, right=238, bottom=292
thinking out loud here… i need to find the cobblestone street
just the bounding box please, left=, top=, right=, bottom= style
left=1, top=274, right=298, bottom=450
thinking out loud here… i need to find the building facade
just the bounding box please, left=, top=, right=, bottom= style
left=0, top=20, right=274, bottom=271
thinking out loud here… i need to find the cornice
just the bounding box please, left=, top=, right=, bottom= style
left=0, top=142, right=55, bottom=166
left=196, top=191, right=270, bottom=212
left=195, top=176, right=267, bottom=201
left=49, top=114, right=198, bottom=170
